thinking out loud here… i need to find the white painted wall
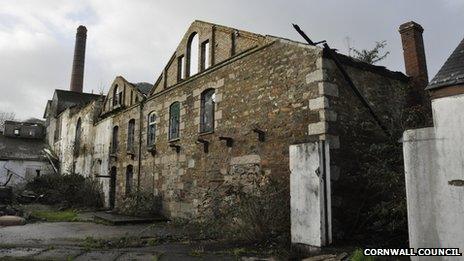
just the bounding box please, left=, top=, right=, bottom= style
left=403, top=93, right=464, bottom=260
left=289, top=141, right=331, bottom=248
left=93, top=117, right=113, bottom=207
left=0, top=160, right=53, bottom=188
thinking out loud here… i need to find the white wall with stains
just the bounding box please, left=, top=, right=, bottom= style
left=289, top=141, right=331, bottom=248
left=403, top=94, right=464, bottom=260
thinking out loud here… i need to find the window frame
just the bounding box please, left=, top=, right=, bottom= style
left=147, top=112, right=156, bottom=147
left=200, top=89, right=215, bottom=133
left=169, top=102, right=181, bottom=141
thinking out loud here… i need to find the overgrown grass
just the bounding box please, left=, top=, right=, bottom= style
left=80, top=235, right=174, bottom=250
left=350, top=249, right=375, bottom=261
left=31, top=210, right=78, bottom=222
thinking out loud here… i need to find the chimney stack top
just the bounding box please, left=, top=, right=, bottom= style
left=399, top=21, right=424, bottom=34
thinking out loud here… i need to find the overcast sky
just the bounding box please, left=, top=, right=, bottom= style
left=1, top=0, right=463, bottom=120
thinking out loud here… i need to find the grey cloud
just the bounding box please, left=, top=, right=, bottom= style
left=0, top=0, right=463, bottom=119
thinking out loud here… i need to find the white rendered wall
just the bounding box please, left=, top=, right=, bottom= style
left=403, top=93, right=464, bottom=260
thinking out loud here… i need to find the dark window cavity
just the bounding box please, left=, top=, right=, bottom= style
left=125, top=165, right=133, bottom=196
left=75, top=118, right=82, bottom=154
left=112, top=126, right=119, bottom=154
left=127, top=119, right=135, bottom=152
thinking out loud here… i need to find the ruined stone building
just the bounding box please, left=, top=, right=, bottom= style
left=43, top=20, right=424, bottom=245
left=0, top=120, right=52, bottom=187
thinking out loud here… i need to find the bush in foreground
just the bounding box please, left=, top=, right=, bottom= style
left=25, top=173, right=104, bottom=209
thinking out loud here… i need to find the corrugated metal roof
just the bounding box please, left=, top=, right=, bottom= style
left=427, top=38, right=464, bottom=90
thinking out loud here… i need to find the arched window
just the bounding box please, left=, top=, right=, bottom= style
left=125, top=165, right=133, bottom=196
left=200, top=89, right=215, bottom=133
left=127, top=119, right=135, bottom=152
left=169, top=102, right=180, bottom=140
left=112, top=126, right=119, bottom=153
left=74, top=118, right=82, bottom=155
left=147, top=112, right=156, bottom=146
left=187, top=32, right=199, bottom=77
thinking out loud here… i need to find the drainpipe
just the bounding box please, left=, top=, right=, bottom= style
left=137, top=97, right=145, bottom=190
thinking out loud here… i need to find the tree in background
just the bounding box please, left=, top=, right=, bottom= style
left=0, top=111, right=15, bottom=132
left=351, top=40, right=390, bottom=65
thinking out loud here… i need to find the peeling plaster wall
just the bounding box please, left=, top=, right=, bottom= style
left=403, top=94, right=464, bottom=259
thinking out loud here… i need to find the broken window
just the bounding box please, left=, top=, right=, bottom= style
left=14, top=129, right=19, bottom=136
left=111, top=126, right=119, bottom=154
left=187, top=32, right=199, bottom=77
left=130, top=90, right=133, bottom=106
left=126, top=165, right=133, bottom=196
left=127, top=119, right=135, bottom=152
left=201, top=40, right=210, bottom=71
left=75, top=118, right=82, bottom=155
left=200, top=89, right=215, bottom=133
left=147, top=112, right=156, bottom=147
left=177, top=55, right=185, bottom=82
left=169, top=102, right=180, bottom=140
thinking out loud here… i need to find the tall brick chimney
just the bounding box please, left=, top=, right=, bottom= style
left=399, top=21, right=428, bottom=106
left=69, top=25, right=87, bottom=93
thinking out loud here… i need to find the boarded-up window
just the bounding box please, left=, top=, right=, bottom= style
left=127, top=119, right=135, bottom=152
left=169, top=102, right=180, bottom=140
left=200, top=89, right=215, bottom=133
left=147, top=112, right=156, bottom=146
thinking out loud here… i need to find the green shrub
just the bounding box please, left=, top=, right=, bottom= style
left=25, top=173, right=104, bottom=208
left=118, top=189, right=162, bottom=217
left=350, top=249, right=374, bottom=261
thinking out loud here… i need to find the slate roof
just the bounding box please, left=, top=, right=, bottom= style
left=54, top=89, right=102, bottom=115
left=427, top=38, right=464, bottom=90
left=132, top=82, right=152, bottom=96
left=0, top=134, right=47, bottom=161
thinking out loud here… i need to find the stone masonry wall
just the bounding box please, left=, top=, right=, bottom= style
left=139, top=39, right=324, bottom=218
left=322, top=55, right=409, bottom=240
